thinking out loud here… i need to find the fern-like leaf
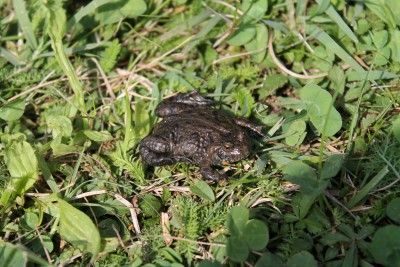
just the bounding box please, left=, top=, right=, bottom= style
left=100, top=39, right=121, bottom=73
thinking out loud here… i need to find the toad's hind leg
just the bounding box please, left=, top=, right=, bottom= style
left=234, top=117, right=264, bottom=136
left=140, top=136, right=177, bottom=166
left=199, top=165, right=227, bottom=181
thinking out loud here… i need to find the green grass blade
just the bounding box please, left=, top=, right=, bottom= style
left=38, top=42, right=110, bottom=57
left=44, top=2, right=86, bottom=115
left=123, top=87, right=132, bottom=155
left=0, top=47, right=22, bottom=65
left=365, top=1, right=397, bottom=28
left=308, top=25, right=364, bottom=72
left=346, top=166, right=389, bottom=209
left=12, top=0, right=38, bottom=49
left=160, top=10, right=212, bottom=41
left=347, top=70, right=400, bottom=81
left=296, top=0, right=308, bottom=17
left=316, top=0, right=358, bottom=42
left=66, top=0, right=111, bottom=30
left=36, top=153, right=60, bottom=193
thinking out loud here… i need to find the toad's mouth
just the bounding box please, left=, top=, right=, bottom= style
left=211, top=147, right=249, bottom=165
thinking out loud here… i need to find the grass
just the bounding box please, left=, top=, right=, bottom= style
left=1, top=0, right=400, bottom=266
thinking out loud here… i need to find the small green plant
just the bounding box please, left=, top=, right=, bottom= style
left=226, top=206, right=269, bottom=263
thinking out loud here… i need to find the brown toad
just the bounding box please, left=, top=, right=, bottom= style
left=140, top=90, right=262, bottom=181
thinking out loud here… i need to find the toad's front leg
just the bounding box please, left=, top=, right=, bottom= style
left=140, top=136, right=177, bottom=166
left=199, top=164, right=227, bottom=181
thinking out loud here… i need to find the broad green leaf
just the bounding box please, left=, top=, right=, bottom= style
left=198, top=260, right=224, bottom=267
left=320, top=231, right=352, bottom=246
left=283, top=161, right=327, bottom=196
left=95, top=0, right=147, bottom=25
left=228, top=206, right=249, bottom=235
left=139, top=194, right=162, bottom=218
left=291, top=192, right=318, bottom=219
left=328, top=66, right=345, bottom=94
left=0, top=99, right=25, bottom=121
left=46, top=115, right=73, bottom=138
left=244, top=24, right=268, bottom=63
left=389, top=29, right=400, bottom=62
left=83, top=130, right=113, bottom=142
left=243, top=220, right=269, bottom=250
left=317, top=115, right=341, bottom=139
left=324, top=247, right=340, bottom=260
left=190, top=180, right=215, bottom=202
left=300, top=84, right=342, bottom=136
left=313, top=46, right=334, bottom=72
left=287, top=251, right=318, bottom=267
left=227, top=23, right=257, bottom=46
left=393, top=117, right=400, bottom=142
left=20, top=213, right=39, bottom=231
left=261, top=74, right=288, bottom=95
left=283, top=120, right=307, bottom=146
left=370, top=225, right=400, bottom=266
left=58, top=198, right=101, bottom=259
left=0, top=241, right=52, bottom=267
left=31, top=235, right=54, bottom=255
left=372, top=30, right=389, bottom=49
left=374, top=46, right=390, bottom=66
left=255, top=252, right=285, bottom=267
left=321, top=154, right=344, bottom=179
left=226, top=236, right=249, bottom=262
left=386, top=198, right=400, bottom=223
left=1, top=140, right=39, bottom=207
left=241, top=0, right=268, bottom=20
left=0, top=242, right=27, bottom=266
left=38, top=194, right=61, bottom=218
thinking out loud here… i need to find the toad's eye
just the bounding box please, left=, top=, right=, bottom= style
left=224, top=142, right=233, bottom=149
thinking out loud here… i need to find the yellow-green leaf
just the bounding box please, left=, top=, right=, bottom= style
left=0, top=99, right=25, bottom=121
left=190, top=180, right=215, bottom=202
left=58, top=198, right=101, bottom=259
left=83, top=130, right=113, bottom=142
left=227, top=23, right=257, bottom=46
left=244, top=24, right=268, bottom=63
left=1, top=140, right=39, bottom=208
left=5, top=141, right=38, bottom=191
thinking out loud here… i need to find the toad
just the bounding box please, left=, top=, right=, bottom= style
left=140, top=90, right=262, bottom=181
